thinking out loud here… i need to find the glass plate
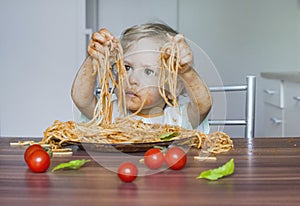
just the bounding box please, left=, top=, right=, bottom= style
left=78, top=136, right=195, bottom=153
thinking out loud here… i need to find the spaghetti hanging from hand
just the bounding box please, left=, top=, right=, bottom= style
left=159, top=36, right=180, bottom=107
left=87, top=39, right=127, bottom=127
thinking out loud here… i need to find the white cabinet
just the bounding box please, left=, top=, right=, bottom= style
left=263, top=79, right=284, bottom=108
left=263, top=79, right=284, bottom=137
left=284, top=81, right=300, bottom=136
left=262, top=75, right=300, bottom=137
left=264, top=103, right=284, bottom=137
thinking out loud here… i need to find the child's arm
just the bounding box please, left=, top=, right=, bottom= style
left=71, top=56, right=98, bottom=119
left=168, top=34, right=212, bottom=128
left=180, top=68, right=212, bottom=128
left=71, top=29, right=116, bottom=119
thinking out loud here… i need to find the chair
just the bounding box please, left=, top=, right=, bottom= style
left=208, top=76, right=256, bottom=139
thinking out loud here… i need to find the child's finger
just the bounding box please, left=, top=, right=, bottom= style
left=91, top=41, right=107, bottom=53
left=173, top=35, right=193, bottom=66
left=92, top=32, right=110, bottom=45
left=91, top=28, right=115, bottom=46
left=99, top=28, right=115, bottom=41
left=164, top=47, right=171, bottom=58
left=180, top=54, right=193, bottom=66
left=88, top=40, right=106, bottom=59
left=173, top=34, right=184, bottom=43
left=87, top=46, right=101, bottom=59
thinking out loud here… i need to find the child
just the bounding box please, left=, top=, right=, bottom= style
left=71, top=23, right=212, bottom=133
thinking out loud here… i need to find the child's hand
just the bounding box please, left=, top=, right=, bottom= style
left=164, top=34, right=193, bottom=73
left=87, top=28, right=117, bottom=59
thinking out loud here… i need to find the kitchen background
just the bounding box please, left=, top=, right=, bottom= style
left=1, top=0, right=299, bottom=138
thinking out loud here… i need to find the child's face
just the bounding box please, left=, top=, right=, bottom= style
left=123, top=38, right=166, bottom=114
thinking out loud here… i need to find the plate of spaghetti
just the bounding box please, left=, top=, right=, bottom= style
left=41, top=118, right=233, bottom=153
left=42, top=118, right=202, bottom=152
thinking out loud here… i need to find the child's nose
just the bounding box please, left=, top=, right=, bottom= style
left=128, top=71, right=139, bottom=85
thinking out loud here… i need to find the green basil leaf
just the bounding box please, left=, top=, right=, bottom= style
left=158, top=132, right=180, bottom=141
left=196, top=158, right=235, bottom=180
left=51, top=159, right=91, bottom=172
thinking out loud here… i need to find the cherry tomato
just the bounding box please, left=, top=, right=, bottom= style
left=165, top=147, right=187, bottom=170
left=24, top=144, right=43, bottom=163
left=144, top=148, right=165, bottom=170
left=27, top=149, right=51, bottom=173
left=117, top=162, right=138, bottom=183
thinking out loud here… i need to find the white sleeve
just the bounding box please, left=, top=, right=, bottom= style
left=178, top=103, right=210, bottom=133
left=196, top=116, right=210, bottom=134
left=79, top=113, right=90, bottom=123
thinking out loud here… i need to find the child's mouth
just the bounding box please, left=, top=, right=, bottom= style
left=125, top=91, right=138, bottom=98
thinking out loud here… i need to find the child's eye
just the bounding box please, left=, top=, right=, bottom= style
left=144, top=68, right=155, bottom=76
left=125, top=65, right=132, bottom=71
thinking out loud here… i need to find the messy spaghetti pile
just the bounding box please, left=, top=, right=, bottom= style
left=40, top=35, right=233, bottom=154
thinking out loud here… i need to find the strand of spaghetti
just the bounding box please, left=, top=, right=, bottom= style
left=87, top=39, right=127, bottom=127
left=127, top=94, right=148, bottom=118
left=100, top=46, right=112, bottom=126
left=87, top=50, right=109, bottom=126
left=171, top=42, right=180, bottom=106
left=158, top=61, right=168, bottom=104
left=159, top=49, right=169, bottom=105
left=159, top=41, right=180, bottom=107
left=114, top=45, right=128, bottom=117
left=167, top=42, right=179, bottom=107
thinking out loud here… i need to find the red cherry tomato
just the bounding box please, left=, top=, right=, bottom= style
left=144, top=148, right=165, bottom=170
left=165, top=147, right=187, bottom=170
left=24, top=144, right=44, bottom=163
left=27, top=149, right=50, bottom=173
left=117, top=162, right=138, bottom=183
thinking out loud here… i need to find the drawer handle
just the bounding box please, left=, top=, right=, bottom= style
left=270, top=117, right=282, bottom=124
left=293, top=96, right=300, bottom=101
left=264, top=89, right=275, bottom=95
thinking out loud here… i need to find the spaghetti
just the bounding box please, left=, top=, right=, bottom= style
left=159, top=38, right=180, bottom=107
left=88, top=39, right=127, bottom=127
left=40, top=34, right=233, bottom=154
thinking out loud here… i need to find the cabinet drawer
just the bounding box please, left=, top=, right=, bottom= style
left=284, top=81, right=300, bottom=137
left=262, top=79, right=283, bottom=108
left=263, top=104, right=284, bottom=137
left=284, top=82, right=300, bottom=103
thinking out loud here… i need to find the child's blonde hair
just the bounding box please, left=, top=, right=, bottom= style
left=120, top=23, right=186, bottom=99
left=120, top=23, right=178, bottom=53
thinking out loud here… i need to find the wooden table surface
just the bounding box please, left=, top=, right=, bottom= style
left=1, top=137, right=300, bottom=206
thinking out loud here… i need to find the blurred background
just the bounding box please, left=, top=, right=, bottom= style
left=1, top=0, right=299, bottom=137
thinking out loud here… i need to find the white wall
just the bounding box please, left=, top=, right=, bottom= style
left=97, top=0, right=178, bottom=36
left=0, top=0, right=87, bottom=137
left=178, top=0, right=300, bottom=137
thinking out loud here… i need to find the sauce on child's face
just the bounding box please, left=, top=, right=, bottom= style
left=123, top=38, right=166, bottom=115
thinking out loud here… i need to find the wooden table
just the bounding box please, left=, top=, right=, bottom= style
left=1, top=137, right=300, bottom=206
